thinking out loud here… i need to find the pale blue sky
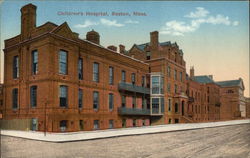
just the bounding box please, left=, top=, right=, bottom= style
left=0, top=1, right=249, bottom=96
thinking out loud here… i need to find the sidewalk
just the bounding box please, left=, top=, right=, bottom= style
left=1, top=119, right=250, bottom=143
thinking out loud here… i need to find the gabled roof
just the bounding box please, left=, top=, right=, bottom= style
left=216, top=78, right=244, bottom=89
left=193, top=76, right=214, bottom=84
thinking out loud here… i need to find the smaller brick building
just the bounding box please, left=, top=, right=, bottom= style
left=0, top=84, right=3, bottom=118
left=244, top=97, right=250, bottom=118
left=187, top=68, right=220, bottom=122
left=216, top=78, right=245, bottom=120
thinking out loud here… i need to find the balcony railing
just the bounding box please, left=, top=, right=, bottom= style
left=118, top=82, right=150, bottom=94
left=118, top=107, right=150, bottom=115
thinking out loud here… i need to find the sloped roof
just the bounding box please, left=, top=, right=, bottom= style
left=193, top=76, right=214, bottom=84
left=134, top=41, right=173, bottom=52
left=216, top=79, right=242, bottom=87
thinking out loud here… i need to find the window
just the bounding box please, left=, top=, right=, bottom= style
left=109, top=93, right=114, bottom=110
left=59, top=50, right=67, bottom=75
left=131, top=73, right=136, bottom=85
left=93, top=91, right=99, bottom=110
left=133, top=119, right=136, bottom=127
left=93, top=62, right=99, bottom=82
left=59, top=86, right=68, bottom=107
left=161, top=98, right=164, bottom=113
left=60, top=120, right=67, bottom=132
left=142, top=76, right=145, bottom=87
left=175, top=119, right=179, bottom=123
left=109, top=120, right=114, bottom=129
left=31, top=118, right=38, bottom=131
left=227, top=90, right=234, bottom=93
left=79, top=120, right=84, bottom=130
left=167, top=83, right=171, bottom=93
left=122, top=95, right=126, bottom=107
left=122, top=119, right=126, bottom=127
left=167, top=66, right=171, bottom=77
left=13, top=56, right=19, bottom=78
left=151, top=76, right=163, bottom=94
left=175, top=103, right=178, bottom=113
left=180, top=72, right=183, bottom=82
left=122, top=70, right=126, bottom=82
left=31, top=50, right=38, bottom=75
left=152, top=76, right=160, bottom=94
left=160, top=77, right=164, bottom=94
left=174, top=84, right=178, bottom=94
left=30, top=86, right=37, bottom=108
left=78, top=89, right=83, bottom=108
left=142, top=119, right=146, bottom=126
left=152, top=98, right=159, bottom=114
left=168, top=98, right=172, bottom=112
left=109, top=66, right=114, bottom=85
left=132, top=96, right=136, bottom=108
left=142, top=97, right=146, bottom=109
left=146, top=51, right=151, bottom=60
left=78, top=58, right=83, bottom=80
left=93, top=120, right=99, bottom=129
left=174, top=69, right=177, bottom=80
left=12, top=88, right=18, bottom=109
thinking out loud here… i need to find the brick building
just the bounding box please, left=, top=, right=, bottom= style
left=128, top=31, right=188, bottom=125
left=216, top=78, right=246, bottom=120
left=245, top=97, right=250, bottom=118
left=0, top=84, right=3, bottom=118
left=3, top=4, right=152, bottom=132
left=188, top=73, right=221, bottom=122
left=2, top=3, right=248, bottom=132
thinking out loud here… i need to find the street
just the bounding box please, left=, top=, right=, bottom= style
left=1, top=124, right=250, bottom=158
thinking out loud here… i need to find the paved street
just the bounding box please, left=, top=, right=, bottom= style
left=1, top=124, right=250, bottom=158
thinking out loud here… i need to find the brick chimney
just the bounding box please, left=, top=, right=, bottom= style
left=20, top=3, right=37, bottom=40
left=107, top=45, right=117, bottom=52
left=190, top=66, right=194, bottom=79
left=119, top=44, right=125, bottom=54
left=208, top=75, right=213, bottom=80
left=86, top=30, right=100, bottom=45
left=150, top=31, right=159, bottom=50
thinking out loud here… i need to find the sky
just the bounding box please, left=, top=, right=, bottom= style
left=0, top=1, right=249, bottom=97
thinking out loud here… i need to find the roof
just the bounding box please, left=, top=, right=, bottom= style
left=134, top=41, right=175, bottom=52
left=216, top=79, right=242, bottom=87
left=193, top=76, right=214, bottom=84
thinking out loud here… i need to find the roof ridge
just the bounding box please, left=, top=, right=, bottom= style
left=215, top=79, right=240, bottom=83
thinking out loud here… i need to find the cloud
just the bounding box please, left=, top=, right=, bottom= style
left=160, top=20, right=197, bottom=36
left=125, top=20, right=139, bottom=24
left=160, top=7, right=239, bottom=36
left=233, top=21, right=239, bottom=26
left=74, top=20, right=99, bottom=28
left=100, top=18, right=124, bottom=27
left=206, top=14, right=231, bottom=25
left=185, top=7, right=209, bottom=18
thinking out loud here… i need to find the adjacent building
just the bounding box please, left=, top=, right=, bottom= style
left=216, top=79, right=246, bottom=120
left=1, top=3, right=249, bottom=132
left=0, top=84, right=3, bottom=118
